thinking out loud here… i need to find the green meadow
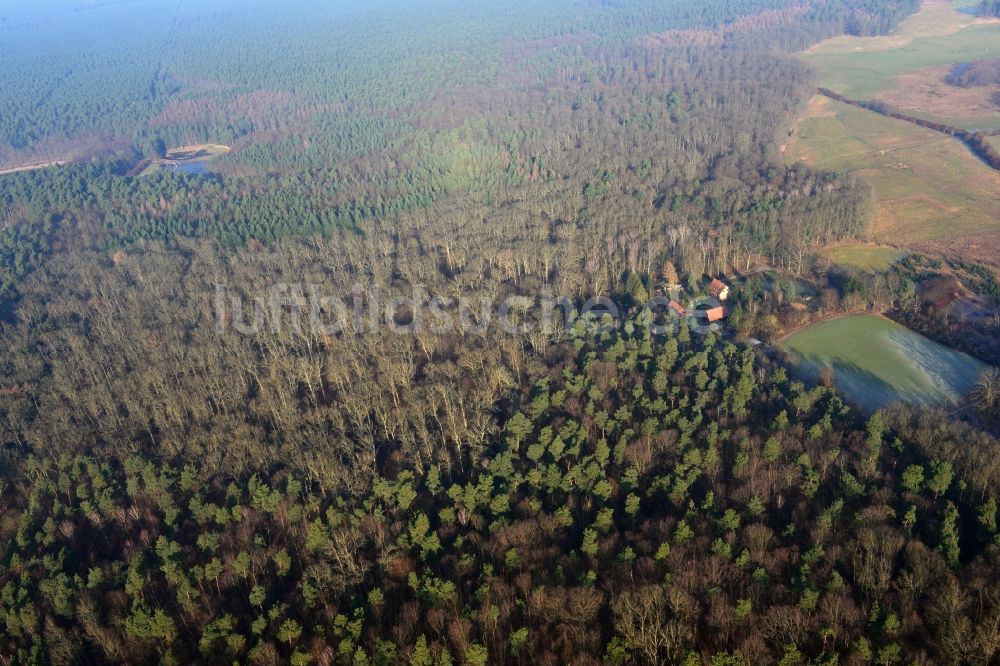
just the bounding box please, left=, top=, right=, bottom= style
left=817, top=245, right=907, bottom=271
left=806, top=25, right=1000, bottom=99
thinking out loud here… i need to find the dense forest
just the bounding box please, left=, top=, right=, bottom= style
left=3, top=0, right=1000, bottom=663
left=0, top=0, right=896, bottom=306
left=0, top=0, right=921, bottom=160
left=4, top=309, right=1000, bottom=663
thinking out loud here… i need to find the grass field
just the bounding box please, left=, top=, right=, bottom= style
left=787, top=96, right=1000, bottom=241
left=817, top=245, right=907, bottom=271
left=787, top=0, right=1000, bottom=245
left=781, top=314, right=987, bottom=412
left=804, top=0, right=1000, bottom=101
left=802, top=0, right=1000, bottom=131
left=806, top=24, right=1000, bottom=101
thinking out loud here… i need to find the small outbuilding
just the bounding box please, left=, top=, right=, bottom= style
left=708, top=278, right=730, bottom=301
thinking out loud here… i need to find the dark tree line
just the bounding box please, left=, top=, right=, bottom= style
left=946, top=60, right=1000, bottom=88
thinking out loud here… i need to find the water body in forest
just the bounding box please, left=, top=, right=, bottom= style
left=141, top=144, right=230, bottom=176
left=163, top=160, right=212, bottom=175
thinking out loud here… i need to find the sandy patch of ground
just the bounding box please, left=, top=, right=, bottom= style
left=139, top=143, right=232, bottom=176
left=0, top=160, right=70, bottom=176
left=877, top=65, right=1000, bottom=118
left=165, top=144, right=231, bottom=160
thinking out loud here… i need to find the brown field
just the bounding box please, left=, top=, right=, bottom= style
left=910, top=230, right=1000, bottom=269
left=786, top=96, right=1000, bottom=242
left=877, top=65, right=1000, bottom=119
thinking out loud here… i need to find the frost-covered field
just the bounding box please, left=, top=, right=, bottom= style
left=781, top=314, right=988, bottom=412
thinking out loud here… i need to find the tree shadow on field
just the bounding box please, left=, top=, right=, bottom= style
left=783, top=350, right=949, bottom=414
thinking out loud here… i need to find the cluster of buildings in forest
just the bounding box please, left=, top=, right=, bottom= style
left=666, top=277, right=730, bottom=326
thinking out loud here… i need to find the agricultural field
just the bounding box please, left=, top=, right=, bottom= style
left=786, top=96, right=1000, bottom=242
left=877, top=64, right=1000, bottom=130
left=909, top=229, right=1000, bottom=267
left=781, top=314, right=988, bottom=412
left=817, top=244, right=907, bottom=271
left=787, top=0, right=1000, bottom=250
left=804, top=0, right=1000, bottom=101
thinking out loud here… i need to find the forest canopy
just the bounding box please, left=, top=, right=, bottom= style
left=5, top=0, right=998, bottom=664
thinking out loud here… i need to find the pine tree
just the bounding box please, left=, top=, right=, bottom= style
left=409, top=635, right=433, bottom=666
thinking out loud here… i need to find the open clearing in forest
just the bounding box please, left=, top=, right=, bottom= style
left=788, top=0, right=1000, bottom=246
left=140, top=143, right=231, bottom=176
left=164, top=144, right=231, bottom=160
left=817, top=245, right=907, bottom=271
left=781, top=314, right=987, bottom=412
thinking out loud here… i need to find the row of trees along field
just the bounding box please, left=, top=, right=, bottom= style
left=2, top=308, right=1000, bottom=664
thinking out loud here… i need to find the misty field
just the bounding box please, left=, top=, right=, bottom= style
left=781, top=314, right=987, bottom=412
